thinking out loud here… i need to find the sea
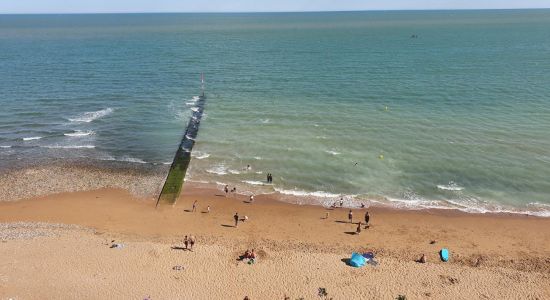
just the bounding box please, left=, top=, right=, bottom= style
left=1, top=10, right=549, bottom=216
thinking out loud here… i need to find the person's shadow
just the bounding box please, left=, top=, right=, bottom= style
left=171, top=246, right=188, bottom=251
left=221, top=224, right=235, bottom=228
left=344, top=231, right=357, bottom=235
left=340, top=258, right=351, bottom=266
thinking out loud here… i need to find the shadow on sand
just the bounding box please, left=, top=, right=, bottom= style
left=221, top=224, right=235, bottom=228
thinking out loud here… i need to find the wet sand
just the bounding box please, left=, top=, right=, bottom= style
left=1, top=186, right=549, bottom=299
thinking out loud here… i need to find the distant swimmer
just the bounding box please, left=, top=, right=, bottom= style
left=354, top=162, right=358, bottom=166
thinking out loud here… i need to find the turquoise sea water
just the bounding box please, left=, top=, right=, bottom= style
left=1, top=10, right=549, bottom=215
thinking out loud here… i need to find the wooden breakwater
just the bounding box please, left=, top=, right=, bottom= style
left=156, top=93, right=206, bottom=207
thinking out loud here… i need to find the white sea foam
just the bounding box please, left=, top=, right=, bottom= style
left=118, top=156, right=147, bottom=164
left=255, top=171, right=263, bottom=174
left=325, top=150, right=341, bottom=155
left=192, top=152, right=210, bottom=160
left=43, top=145, right=95, bottom=149
left=242, top=180, right=266, bottom=186
left=228, top=169, right=241, bottom=175
left=0, top=145, right=11, bottom=148
left=254, top=156, right=262, bottom=160
left=23, top=136, right=42, bottom=141
left=437, top=182, right=464, bottom=191
left=190, top=107, right=200, bottom=112
left=261, top=119, right=270, bottom=124
left=275, top=188, right=341, bottom=198
left=163, top=161, right=172, bottom=165
left=64, top=130, right=94, bottom=137
left=68, top=108, right=114, bottom=123
left=206, top=165, right=227, bottom=175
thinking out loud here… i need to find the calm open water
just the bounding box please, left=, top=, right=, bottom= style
left=1, top=10, right=549, bottom=215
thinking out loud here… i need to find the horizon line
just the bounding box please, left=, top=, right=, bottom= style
left=1, top=7, right=550, bottom=15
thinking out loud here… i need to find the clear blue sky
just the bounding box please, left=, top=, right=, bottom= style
left=1, top=0, right=549, bottom=14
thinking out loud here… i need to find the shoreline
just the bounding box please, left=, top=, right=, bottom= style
left=1, top=186, right=549, bottom=298
left=1, top=162, right=549, bottom=218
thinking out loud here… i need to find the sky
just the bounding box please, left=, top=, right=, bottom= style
left=1, top=0, right=550, bottom=14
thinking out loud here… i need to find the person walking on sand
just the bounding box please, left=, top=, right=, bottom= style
left=249, top=194, right=254, bottom=203
left=234, top=212, right=239, bottom=227
left=224, top=185, right=229, bottom=196
left=356, top=222, right=362, bottom=234
left=183, top=235, right=189, bottom=250
left=192, top=200, right=197, bottom=212
left=207, top=205, right=211, bottom=213
left=348, top=210, right=353, bottom=223
left=364, top=211, right=370, bottom=228
left=189, top=235, right=195, bottom=251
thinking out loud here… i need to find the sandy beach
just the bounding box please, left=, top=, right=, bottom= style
left=1, top=185, right=549, bottom=299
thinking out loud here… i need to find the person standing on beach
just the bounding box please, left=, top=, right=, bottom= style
left=189, top=235, right=195, bottom=251
left=234, top=212, right=239, bottom=227
left=356, top=222, right=362, bottom=234
left=224, top=185, right=229, bottom=196
left=207, top=205, right=211, bottom=213
left=192, top=200, right=197, bottom=212
left=249, top=194, right=254, bottom=203
left=340, top=197, right=344, bottom=207
left=364, top=211, right=370, bottom=228
left=183, top=235, right=189, bottom=250
left=348, top=210, right=353, bottom=223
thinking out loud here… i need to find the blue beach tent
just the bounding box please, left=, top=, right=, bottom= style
left=349, top=252, right=366, bottom=267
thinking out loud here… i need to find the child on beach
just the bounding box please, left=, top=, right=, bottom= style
left=207, top=205, right=211, bottom=213
left=249, top=195, right=254, bottom=203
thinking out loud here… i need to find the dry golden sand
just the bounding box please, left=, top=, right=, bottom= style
left=1, top=187, right=549, bottom=299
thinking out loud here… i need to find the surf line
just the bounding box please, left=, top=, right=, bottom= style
left=157, top=74, right=206, bottom=207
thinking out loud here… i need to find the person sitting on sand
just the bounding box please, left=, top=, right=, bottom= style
left=417, top=254, right=427, bottom=263
left=348, top=210, right=353, bottom=223
left=183, top=235, right=189, bottom=250
left=189, top=235, right=195, bottom=251
left=250, top=249, right=257, bottom=260
left=356, top=222, right=362, bottom=234
left=244, top=249, right=251, bottom=259
left=234, top=212, right=239, bottom=227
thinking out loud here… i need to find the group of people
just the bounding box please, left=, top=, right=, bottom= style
left=183, top=235, right=196, bottom=251
left=239, top=249, right=257, bottom=263
left=191, top=201, right=210, bottom=213
left=233, top=212, right=248, bottom=227
left=224, top=185, right=237, bottom=196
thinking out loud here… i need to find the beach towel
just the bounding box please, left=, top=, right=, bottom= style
left=349, top=252, right=366, bottom=267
